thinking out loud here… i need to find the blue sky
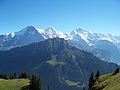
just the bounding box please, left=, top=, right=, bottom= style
left=0, top=0, right=120, bottom=35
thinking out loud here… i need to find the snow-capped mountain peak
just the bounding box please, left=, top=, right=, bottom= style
left=15, top=26, right=37, bottom=35
left=70, top=28, right=95, bottom=43
left=45, top=27, right=57, bottom=38
left=37, top=27, right=67, bottom=39
left=1, top=26, right=120, bottom=64
left=69, top=27, right=118, bottom=45
left=0, top=26, right=119, bottom=45
left=4, top=32, right=15, bottom=38
left=37, top=28, right=45, bottom=34
left=45, top=27, right=56, bottom=32
left=9, top=33, right=15, bottom=38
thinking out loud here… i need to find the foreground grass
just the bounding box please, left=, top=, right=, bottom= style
left=0, top=79, right=30, bottom=90
left=94, top=72, right=120, bottom=90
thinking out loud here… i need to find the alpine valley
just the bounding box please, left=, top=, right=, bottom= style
left=0, top=26, right=119, bottom=90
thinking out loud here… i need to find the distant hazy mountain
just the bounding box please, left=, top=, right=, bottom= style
left=68, top=28, right=120, bottom=64
left=1, top=26, right=120, bottom=64
left=0, top=38, right=118, bottom=90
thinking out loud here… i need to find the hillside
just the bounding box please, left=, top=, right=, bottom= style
left=94, top=72, right=120, bottom=90
left=0, top=79, right=29, bottom=90
left=0, top=38, right=118, bottom=90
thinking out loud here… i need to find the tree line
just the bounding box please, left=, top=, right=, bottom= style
left=0, top=72, right=28, bottom=79
left=88, top=68, right=119, bottom=90
left=0, top=72, right=51, bottom=90
left=1, top=68, right=119, bottom=90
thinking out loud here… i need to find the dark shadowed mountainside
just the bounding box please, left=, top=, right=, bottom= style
left=0, top=38, right=118, bottom=90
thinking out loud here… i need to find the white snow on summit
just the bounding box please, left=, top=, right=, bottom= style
left=1, top=26, right=120, bottom=47
left=37, top=27, right=67, bottom=39
left=1, top=26, right=120, bottom=64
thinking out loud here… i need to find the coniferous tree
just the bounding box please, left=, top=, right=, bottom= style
left=38, top=77, right=42, bottom=90
left=11, top=73, right=16, bottom=79
left=0, top=73, right=3, bottom=79
left=19, top=72, right=28, bottom=79
left=47, top=85, right=50, bottom=90
left=82, top=86, right=85, bottom=90
left=113, top=68, right=119, bottom=75
left=95, top=70, right=100, bottom=80
left=27, top=73, right=31, bottom=79
left=3, top=73, right=8, bottom=79
left=29, top=74, right=42, bottom=90
left=88, top=72, right=94, bottom=90
left=0, top=73, right=8, bottom=79
left=29, top=75, right=35, bottom=90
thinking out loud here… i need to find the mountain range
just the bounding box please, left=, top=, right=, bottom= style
left=1, top=26, right=120, bottom=64
left=0, top=38, right=118, bottom=90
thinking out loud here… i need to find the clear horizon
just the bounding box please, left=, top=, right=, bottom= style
left=0, top=0, right=120, bottom=35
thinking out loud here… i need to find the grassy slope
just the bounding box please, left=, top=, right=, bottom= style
left=94, top=72, right=120, bottom=90
left=0, top=79, right=29, bottom=90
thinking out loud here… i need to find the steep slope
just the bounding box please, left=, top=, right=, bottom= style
left=0, top=38, right=118, bottom=90
left=93, top=72, right=120, bottom=90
